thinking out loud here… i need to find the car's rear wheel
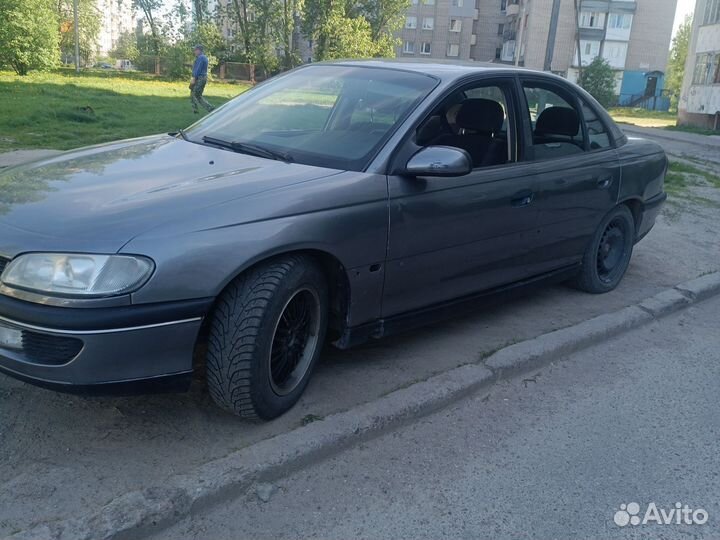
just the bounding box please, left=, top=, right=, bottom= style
left=206, top=255, right=328, bottom=420
left=571, top=205, right=635, bottom=294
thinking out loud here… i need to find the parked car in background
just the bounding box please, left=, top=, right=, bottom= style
left=94, top=62, right=113, bottom=70
left=115, top=59, right=135, bottom=71
left=0, top=61, right=667, bottom=420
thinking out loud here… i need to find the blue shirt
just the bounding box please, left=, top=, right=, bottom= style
left=192, top=54, right=209, bottom=78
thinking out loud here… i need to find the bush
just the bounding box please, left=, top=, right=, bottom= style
left=0, top=0, right=60, bottom=75
left=579, top=57, right=617, bottom=109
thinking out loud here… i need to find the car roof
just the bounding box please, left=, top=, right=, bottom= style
left=317, top=58, right=561, bottom=83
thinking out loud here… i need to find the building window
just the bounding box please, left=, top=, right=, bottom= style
left=692, top=53, right=720, bottom=85
left=579, top=11, right=603, bottom=28
left=405, top=16, right=417, bottom=29
left=584, top=42, right=592, bottom=55
left=447, top=43, right=460, bottom=57
left=608, top=13, right=632, bottom=29
left=422, top=17, right=434, bottom=30
left=420, top=42, right=432, bottom=55
left=403, top=40, right=415, bottom=54
left=495, top=47, right=502, bottom=59
left=497, top=23, right=504, bottom=35
left=501, top=0, right=507, bottom=10
left=449, top=18, right=462, bottom=32
left=451, top=0, right=463, bottom=6
left=703, top=0, right=720, bottom=25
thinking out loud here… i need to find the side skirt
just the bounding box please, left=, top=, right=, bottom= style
left=333, top=264, right=581, bottom=349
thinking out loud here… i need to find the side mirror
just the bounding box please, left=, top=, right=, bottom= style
left=404, top=146, right=472, bottom=177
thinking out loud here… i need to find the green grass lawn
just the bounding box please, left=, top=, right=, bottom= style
left=0, top=68, right=251, bottom=151
left=607, top=107, right=678, bottom=128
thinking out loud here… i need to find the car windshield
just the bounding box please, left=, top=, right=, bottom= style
left=185, top=65, right=438, bottom=171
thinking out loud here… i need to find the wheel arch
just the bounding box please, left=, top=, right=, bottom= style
left=205, top=247, right=352, bottom=341
left=619, top=197, right=643, bottom=236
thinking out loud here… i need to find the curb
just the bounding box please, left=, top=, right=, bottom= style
left=9, top=272, right=720, bottom=540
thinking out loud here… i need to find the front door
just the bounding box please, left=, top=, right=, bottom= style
left=382, top=77, right=542, bottom=318
left=645, top=76, right=658, bottom=97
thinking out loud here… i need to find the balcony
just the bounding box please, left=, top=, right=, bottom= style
left=506, top=2, right=520, bottom=16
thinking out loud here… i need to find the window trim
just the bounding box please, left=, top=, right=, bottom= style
left=515, top=76, right=617, bottom=162
left=387, top=73, right=523, bottom=176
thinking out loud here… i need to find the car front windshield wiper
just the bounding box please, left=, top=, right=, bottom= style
left=202, top=136, right=294, bottom=163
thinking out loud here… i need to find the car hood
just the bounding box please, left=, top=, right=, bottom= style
left=0, top=135, right=340, bottom=254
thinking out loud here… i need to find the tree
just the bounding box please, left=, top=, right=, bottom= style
left=132, top=0, right=164, bottom=56
left=278, top=0, right=302, bottom=68
left=579, top=57, right=616, bottom=108
left=57, top=0, right=101, bottom=65
left=666, top=14, right=692, bottom=112
left=0, top=0, right=60, bottom=75
left=353, top=0, right=408, bottom=45
left=303, top=0, right=392, bottom=60
left=222, top=0, right=282, bottom=71
left=192, top=0, right=210, bottom=25
left=112, top=31, right=140, bottom=61
left=319, top=8, right=382, bottom=60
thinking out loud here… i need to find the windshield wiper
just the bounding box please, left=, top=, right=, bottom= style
left=202, top=136, right=294, bottom=163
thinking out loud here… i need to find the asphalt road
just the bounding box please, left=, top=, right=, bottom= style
left=158, top=295, right=720, bottom=540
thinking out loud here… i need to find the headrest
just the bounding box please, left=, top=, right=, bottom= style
left=535, top=106, right=580, bottom=137
left=455, top=99, right=504, bottom=134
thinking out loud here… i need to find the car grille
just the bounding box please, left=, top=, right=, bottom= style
left=21, top=330, right=84, bottom=365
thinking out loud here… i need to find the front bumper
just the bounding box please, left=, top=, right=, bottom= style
left=0, top=294, right=213, bottom=393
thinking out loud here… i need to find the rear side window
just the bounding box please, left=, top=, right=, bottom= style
left=581, top=101, right=611, bottom=150
left=522, top=82, right=584, bottom=161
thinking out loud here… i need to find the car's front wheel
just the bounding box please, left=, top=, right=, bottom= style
left=206, top=255, right=328, bottom=420
left=571, top=204, right=635, bottom=294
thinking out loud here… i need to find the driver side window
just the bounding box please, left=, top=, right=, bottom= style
left=415, top=82, right=512, bottom=169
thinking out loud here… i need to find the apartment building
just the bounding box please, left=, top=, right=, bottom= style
left=398, top=0, right=478, bottom=60
left=503, top=0, right=676, bottom=106
left=96, top=0, right=136, bottom=55
left=397, top=0, right=676, bottom=109
left=678, top=0, right=720, bottom=130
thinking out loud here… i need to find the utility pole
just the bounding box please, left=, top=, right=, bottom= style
left=74, top=0, right=80, bottom=73
left=514, top=0, right=526, bottom=67
left=543, top=0, right=561, bottom=71
left=573, top=0, right=583, bottom=81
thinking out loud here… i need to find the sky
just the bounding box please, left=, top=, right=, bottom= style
left=673, top=0, right=696, bottom=37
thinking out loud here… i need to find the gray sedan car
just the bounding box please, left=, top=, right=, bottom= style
left=0, top=61, right=666, bottom=419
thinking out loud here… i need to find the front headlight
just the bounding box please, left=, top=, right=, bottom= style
left=0, top=253, right=154, bottom=297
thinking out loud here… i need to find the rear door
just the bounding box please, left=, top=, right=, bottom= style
left=517, top=77, right=620, bottom=271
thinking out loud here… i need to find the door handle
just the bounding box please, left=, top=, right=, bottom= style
left=511, top=192, right=534, bottom=207
left=597, top=176, right=613, bottom=189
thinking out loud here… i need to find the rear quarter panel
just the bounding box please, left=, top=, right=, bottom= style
left=617, top=137, right=667, bottom=203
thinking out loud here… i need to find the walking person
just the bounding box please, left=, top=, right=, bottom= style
left=190, top=45, right=214, bottom=114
